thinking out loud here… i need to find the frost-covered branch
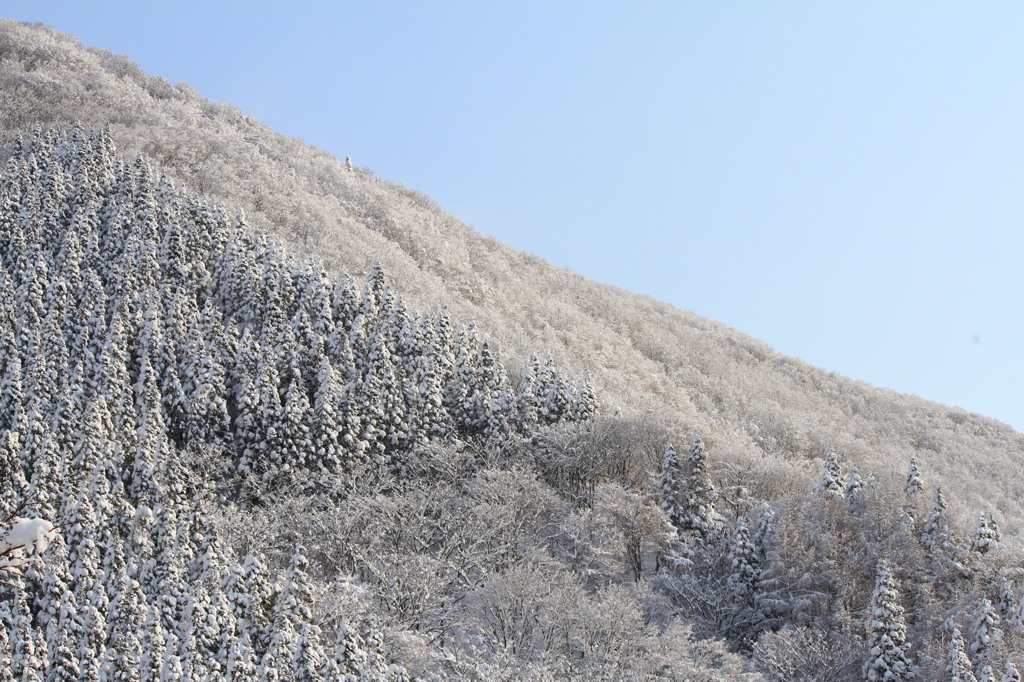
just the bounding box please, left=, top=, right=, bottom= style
left=0, top=498, right=56, bottom=585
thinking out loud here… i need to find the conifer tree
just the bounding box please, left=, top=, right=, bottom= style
left=225, top=630, right=259, bottom=681
left=129, top=349, right=167, bottom=508
left=921, top=488, right=950, bottom=552
left=515, top=354, right=541, bottom=431
left=572, top=375, right=599, bottom=422
left=476, top=340, right=512, bottom=441
left=71, top=535, right=107, bottom=682
left=139, top=606, right=167, bottom=680
left=544, top=371, right=573, bottom=425
left=682, top=434, right=717, bottom=543
left=0, top=610, right=15, bottom=682
left=259, top=553, right=318, bottom=681
left=324, top=617, right=370, bottom=679
left=844, top=466, right=866, bottom=507
left=102, top=566, right=145, bottom=682
left=447, top=322, right=480, bottom=434
left=727, top=516, right=761, bottom=606
left=815, top=448, right=844, bottom=500
left=863, top=560, right=915, bottom=681
left=0, top=430, right=28, bottom=518
left=971, top=512, right=1001, bottom=556
left=275, top=366, right=314, bottom=486
left=181, top=319, right=231, bottom=447
left=311, top=356, right=347, bottom=485
left=947, top=625, right=978, bottom=682
left=11, top=587, right=45, bottom=682
left=997, top=576, right=1018, bottom=621
left=659, top=443, right=684, bottom=530
left=905, top=457, right=923, bottom=496
left=971, top=599, right=1002, bottom=676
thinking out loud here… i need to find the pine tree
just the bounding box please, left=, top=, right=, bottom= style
left=970, top=599, right=1002, bottom=676
left=181, top=316, right=231, bottom=447
left=71, top=535, right=107, bottom=682
left=727, top=516, right=761, bottom=606
left=572, top=375, right=599, bottom=422
left=259, top=553, right=318, bottom=682
left=475, top=340, right=512, bottom=441
left=659, top=443, right=684, bottom=530
left=543, top=371, right=573, bottom=425
left=971, top=512, right=1001, bottom=556
left=0, top=605, right=15, bottom=682
left=844, top=466, right=866, bottom=507
left=997, top=576, right=1018, bottom=621
left=11, top=587, right=45, bottom=682
left=225, top=630, right=259, bottom=681
left=815, top=448, right=844, bottom=500
left=325, top=617, right=369, bottom=680
left=515, top=354, right=541, bottom=432
left=311, top=356, right=346, bottom=487
left=904, top=457, right=923, bottom=496
left=921, top=488, right=950, bottom=552
left=0, top=430, right=28, bottom=518
left=101, top=566, right=145, bottom=682
left=947, top=625, right=977, bottom=682
left=682, top=434, right=717, bottom=543
left=274, top=366, right=314, bottom=486
left=863, top=560, right=915, bottom=681
left=129, top=349, right=167, bottom=508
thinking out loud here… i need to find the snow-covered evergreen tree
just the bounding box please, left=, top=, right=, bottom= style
left=863, top=560, right=915, bottom=681
left=971, top=512, right=1001, bottom=556
left=971, top=599, right=1003, bottom=676
left=921, top=488, right=950, bottom=552
left=682, top=434, right=717, bottom=543
left=948, top=625, right=978, bottom=682
left=904, top=457, right=923, bottom=496
left=815, top=447, right=844, bottom=500
left=659, top=443, right=684, bottom=530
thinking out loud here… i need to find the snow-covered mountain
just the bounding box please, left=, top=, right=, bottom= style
left=1, top=19, right=1022, bottom=680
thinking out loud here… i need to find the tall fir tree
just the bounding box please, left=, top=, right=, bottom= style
left=863, top=560, right=915, bottom=681
left=682, top=434, right=717, bottom=543
left=947, top=625, right=978, bottom=682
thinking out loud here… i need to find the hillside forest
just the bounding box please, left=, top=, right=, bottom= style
left=0, top=19, right=1023, bottom=682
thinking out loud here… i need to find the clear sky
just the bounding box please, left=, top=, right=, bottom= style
left=6, top=2, right=1024, bottom=431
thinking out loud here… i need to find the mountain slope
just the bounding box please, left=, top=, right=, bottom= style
left=0, top=18, right=1020, bottom=534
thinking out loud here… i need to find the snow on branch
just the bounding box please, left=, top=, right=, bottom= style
left=0, top=498, right=56, bottom=583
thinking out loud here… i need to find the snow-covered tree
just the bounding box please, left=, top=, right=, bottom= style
left=659, top=443, right=684, bottom=530
left=970, top=599, right=1002, bottom=676
left=947, top=625, right=978, bottom=682
left=815, top=448, right=844, bottom=500
left=727, top=516, right=761, bottom=607
left=971, top=511, right=1001, bottom=556
left=863, top=560, right=915, bottom=681
left=921, top=488, right=950, bottom=552
left=682, top=434, right=717, bottom=543
left=904, top=457, right=923, bottom=496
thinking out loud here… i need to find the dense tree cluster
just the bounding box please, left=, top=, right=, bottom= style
left=4, top=20, right=1023, bottom=546
left=2, top=125, right=1022, bottom=679
left=0, top=128, right=593, bottom=679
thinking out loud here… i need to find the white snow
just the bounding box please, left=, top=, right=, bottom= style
left=0, top=516, right=56, bottom=565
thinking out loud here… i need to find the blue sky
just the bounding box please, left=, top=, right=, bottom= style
left=7, top=2, right=1024, bottom=431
